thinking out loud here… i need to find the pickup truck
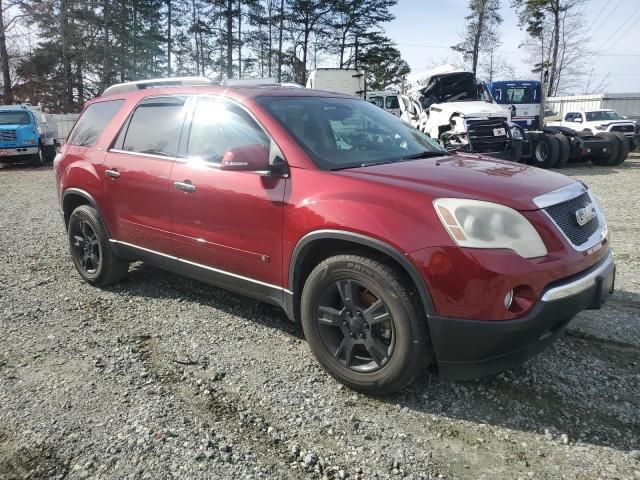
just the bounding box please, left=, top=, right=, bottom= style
left=0, top=105, right=59, bottom=166
left=547, top=109, right=635, bottom=150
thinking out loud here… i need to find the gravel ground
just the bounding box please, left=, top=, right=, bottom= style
left=1, top=154, right=639, bottom=480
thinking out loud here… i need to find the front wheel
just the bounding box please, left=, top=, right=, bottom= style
left=31, top=148, right=45, bottom=167
left=68, top=205, right=129, bottom=286
left=300, top=255, right=430, bottom=394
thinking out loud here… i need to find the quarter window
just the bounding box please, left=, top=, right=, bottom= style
left=67, top=100, right=124, bottom=147
left=120, top=96, right=187, bottom=157
left=187, top=97, right=269, bottom=164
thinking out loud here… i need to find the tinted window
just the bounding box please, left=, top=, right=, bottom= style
left=187, top=97, right=269, bottom=164
left=385, top=96, right=399, bottom=109
left=0, top=111, right=31, bottom=125
left=259, top=96, right=445, bottom=170
left=122, top=96, right=186, bottom=157
left=368, top=96, right=383, bottom=108
left=565, top=112, right=577, bottom=121
left=67, top=100, right=124, bottom=147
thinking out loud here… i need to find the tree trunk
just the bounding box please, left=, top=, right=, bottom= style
left=102, top=0, right=111, bottom=90
left=547, top=0, right=561, bottom=96
left=277, top=0, right=284, bottom=82
left=167, top=0, right=172, bottom=76
left=0, top=0, right=14, bottom=104
left=471, top=0, right=487, bottom=76
left=132, top=0, right=138, bottom=78
left=238, top=0, right=242, bottom=77
left=226, top=0, right=233, bottom=78
left=267, top=0, right=272, bottom=77
left=119, top=0, right=126, bottom=82
left=339, top=30, right=347, bottom=68
left=60, top=0, right=74, bottom=110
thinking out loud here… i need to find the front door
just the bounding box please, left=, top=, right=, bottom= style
left=169, top=96, right=287, bottom=294
left=102, top=95, right=189, bottom=255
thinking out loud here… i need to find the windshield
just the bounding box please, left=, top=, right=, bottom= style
left=258, top=96, right=446, bottom=170
left=506, top=87, right=531, bottom=104
left=586, top=111, right=623, bottom=121
left=0, top=111, right=31, bottom=125
left=418, top=73, right=492, bottom=109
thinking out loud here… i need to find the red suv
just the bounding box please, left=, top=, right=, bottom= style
left=55, top=78, right=615, bottom=394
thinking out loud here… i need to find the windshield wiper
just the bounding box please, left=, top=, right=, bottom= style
left=399, top=150, right=448, bottom=160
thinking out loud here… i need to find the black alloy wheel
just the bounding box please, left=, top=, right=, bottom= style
left=71, top=220, right=101, bottom=275
left=316, top=279, right=395, bottom=372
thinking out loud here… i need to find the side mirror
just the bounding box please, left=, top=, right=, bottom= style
left=574, top=117, right=583, bottom=123
left=220, top=144, right=270, bottom=173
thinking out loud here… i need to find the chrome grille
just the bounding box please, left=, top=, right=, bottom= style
left=0, top=130, right=17, bottom=142
left=544, top=192, right=599, bottom=246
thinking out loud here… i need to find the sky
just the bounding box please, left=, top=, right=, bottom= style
left=382, top=0, right=640, bottom=93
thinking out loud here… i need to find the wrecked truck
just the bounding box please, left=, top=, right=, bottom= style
left=398, top=66, right=525, bottom=156
left=396, top=66, right=626, bottom=168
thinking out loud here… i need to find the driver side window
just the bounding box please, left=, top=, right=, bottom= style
left=187, top=97, right=269, bottom=164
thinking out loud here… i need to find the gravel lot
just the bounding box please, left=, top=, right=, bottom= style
left=1, top=154, right=639, bottom=480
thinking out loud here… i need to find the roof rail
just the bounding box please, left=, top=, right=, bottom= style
left=102, top=76, right=215, bottom=96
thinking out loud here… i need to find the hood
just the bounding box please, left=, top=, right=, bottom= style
left=430, top=100, right=508, bottom=120
left=336, top=153, right=574, bottom=211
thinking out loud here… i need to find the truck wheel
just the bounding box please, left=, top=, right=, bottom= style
left=594, top=132, right=620, bottom=166
left=44, top=145, right=57, bottom=164
left=300, top=254, right=430, bottom=394
left=610, top=132, right=630, bottom=165
left=554, top=133, right=570, bottom=168
left=533, top=133, right=559, bottom=168
left=68, top=205, right=130, bottom=286
left=31, top=148, right=45, bottom=167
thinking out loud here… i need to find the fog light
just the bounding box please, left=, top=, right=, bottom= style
left=504, top=289, right=514, bottom=309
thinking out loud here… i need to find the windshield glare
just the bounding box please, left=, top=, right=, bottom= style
left=0, top=111, right=31, bottom=125
left=586, top=111, right=623, bottom=121
left=259, top=96, right=445, bottom=170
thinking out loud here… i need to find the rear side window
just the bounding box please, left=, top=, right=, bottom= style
left=119, top=96, right=187, bottom=157
left=368, top=96, right=383, bottom=108
left=67, top=100, right=124, bottom=147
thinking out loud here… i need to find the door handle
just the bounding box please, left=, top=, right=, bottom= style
left=174, top=180, right=196, bottom=193
left=105, top=169, right=120, bottom=179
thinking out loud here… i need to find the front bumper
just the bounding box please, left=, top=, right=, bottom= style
left=0, top=146, right=38, bottom=157
left=429, top=250, right=615, bottom=380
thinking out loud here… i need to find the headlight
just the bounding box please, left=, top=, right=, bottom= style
left=433, top=198, right=548, bottom=259
left=510, top=125, right=524, bottom=140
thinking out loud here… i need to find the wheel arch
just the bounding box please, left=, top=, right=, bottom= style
left=287, top=230, right=435, bottom=323
left=62, top=188, right=110, bottom=236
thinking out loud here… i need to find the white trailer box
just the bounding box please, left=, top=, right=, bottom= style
left=306, top=68, right=365, bottom=97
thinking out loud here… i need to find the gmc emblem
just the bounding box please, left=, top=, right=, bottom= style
left=575, top=204, right=597, bottom=226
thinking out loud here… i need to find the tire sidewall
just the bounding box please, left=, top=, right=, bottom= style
left=68, top=207, right=107, bottom=284
left=595, top=132, right=620, bottom=166
left=301, top=257, right=424, bottom=393
left=533, top=134, right=559, bottom=168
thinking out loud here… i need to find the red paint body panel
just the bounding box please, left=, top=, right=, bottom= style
left=56, top=85, right=610, bottom=328
left=169, top=163, right=286, bottom=286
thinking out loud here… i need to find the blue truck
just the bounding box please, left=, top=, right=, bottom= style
left=487, top=80, right=543, bottom=130
left=0, top=105, right=59, bottom=166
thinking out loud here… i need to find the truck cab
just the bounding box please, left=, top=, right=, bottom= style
left=0, top=105, right=59, bottom=166
left=488, top=80, right=542, bottom=130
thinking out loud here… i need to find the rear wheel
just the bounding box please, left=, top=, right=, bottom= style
left=301, top=255, right=430, bottom=394
left=68, top=205, right=129, bottom=286
left=554, top=133, right=571, bottom=168
left=610, top=132, right=630, bottom=165
left=594, top=132, right=620, bottom=166
left=533, top=133, right=559, bottom=168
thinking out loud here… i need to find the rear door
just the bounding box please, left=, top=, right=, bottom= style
left=102, top=95, right=189, bottom=256
left=169, top=96, right=287, bottom=292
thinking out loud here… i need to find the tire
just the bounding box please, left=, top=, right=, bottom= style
left=44, top=145, right=57, bottom=164
left=610, top=132, right=630, bottom=165
left=31, top=147, right=45, bottom=167
left=68, top=205, right=129, bottom=286
left=554, top=133, right=571, bottom=168
left=533, top=133, right=560, bottom=168
left=594, top=132, right=620, bottom=166
left=300, top=255, right=430, bottom=395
